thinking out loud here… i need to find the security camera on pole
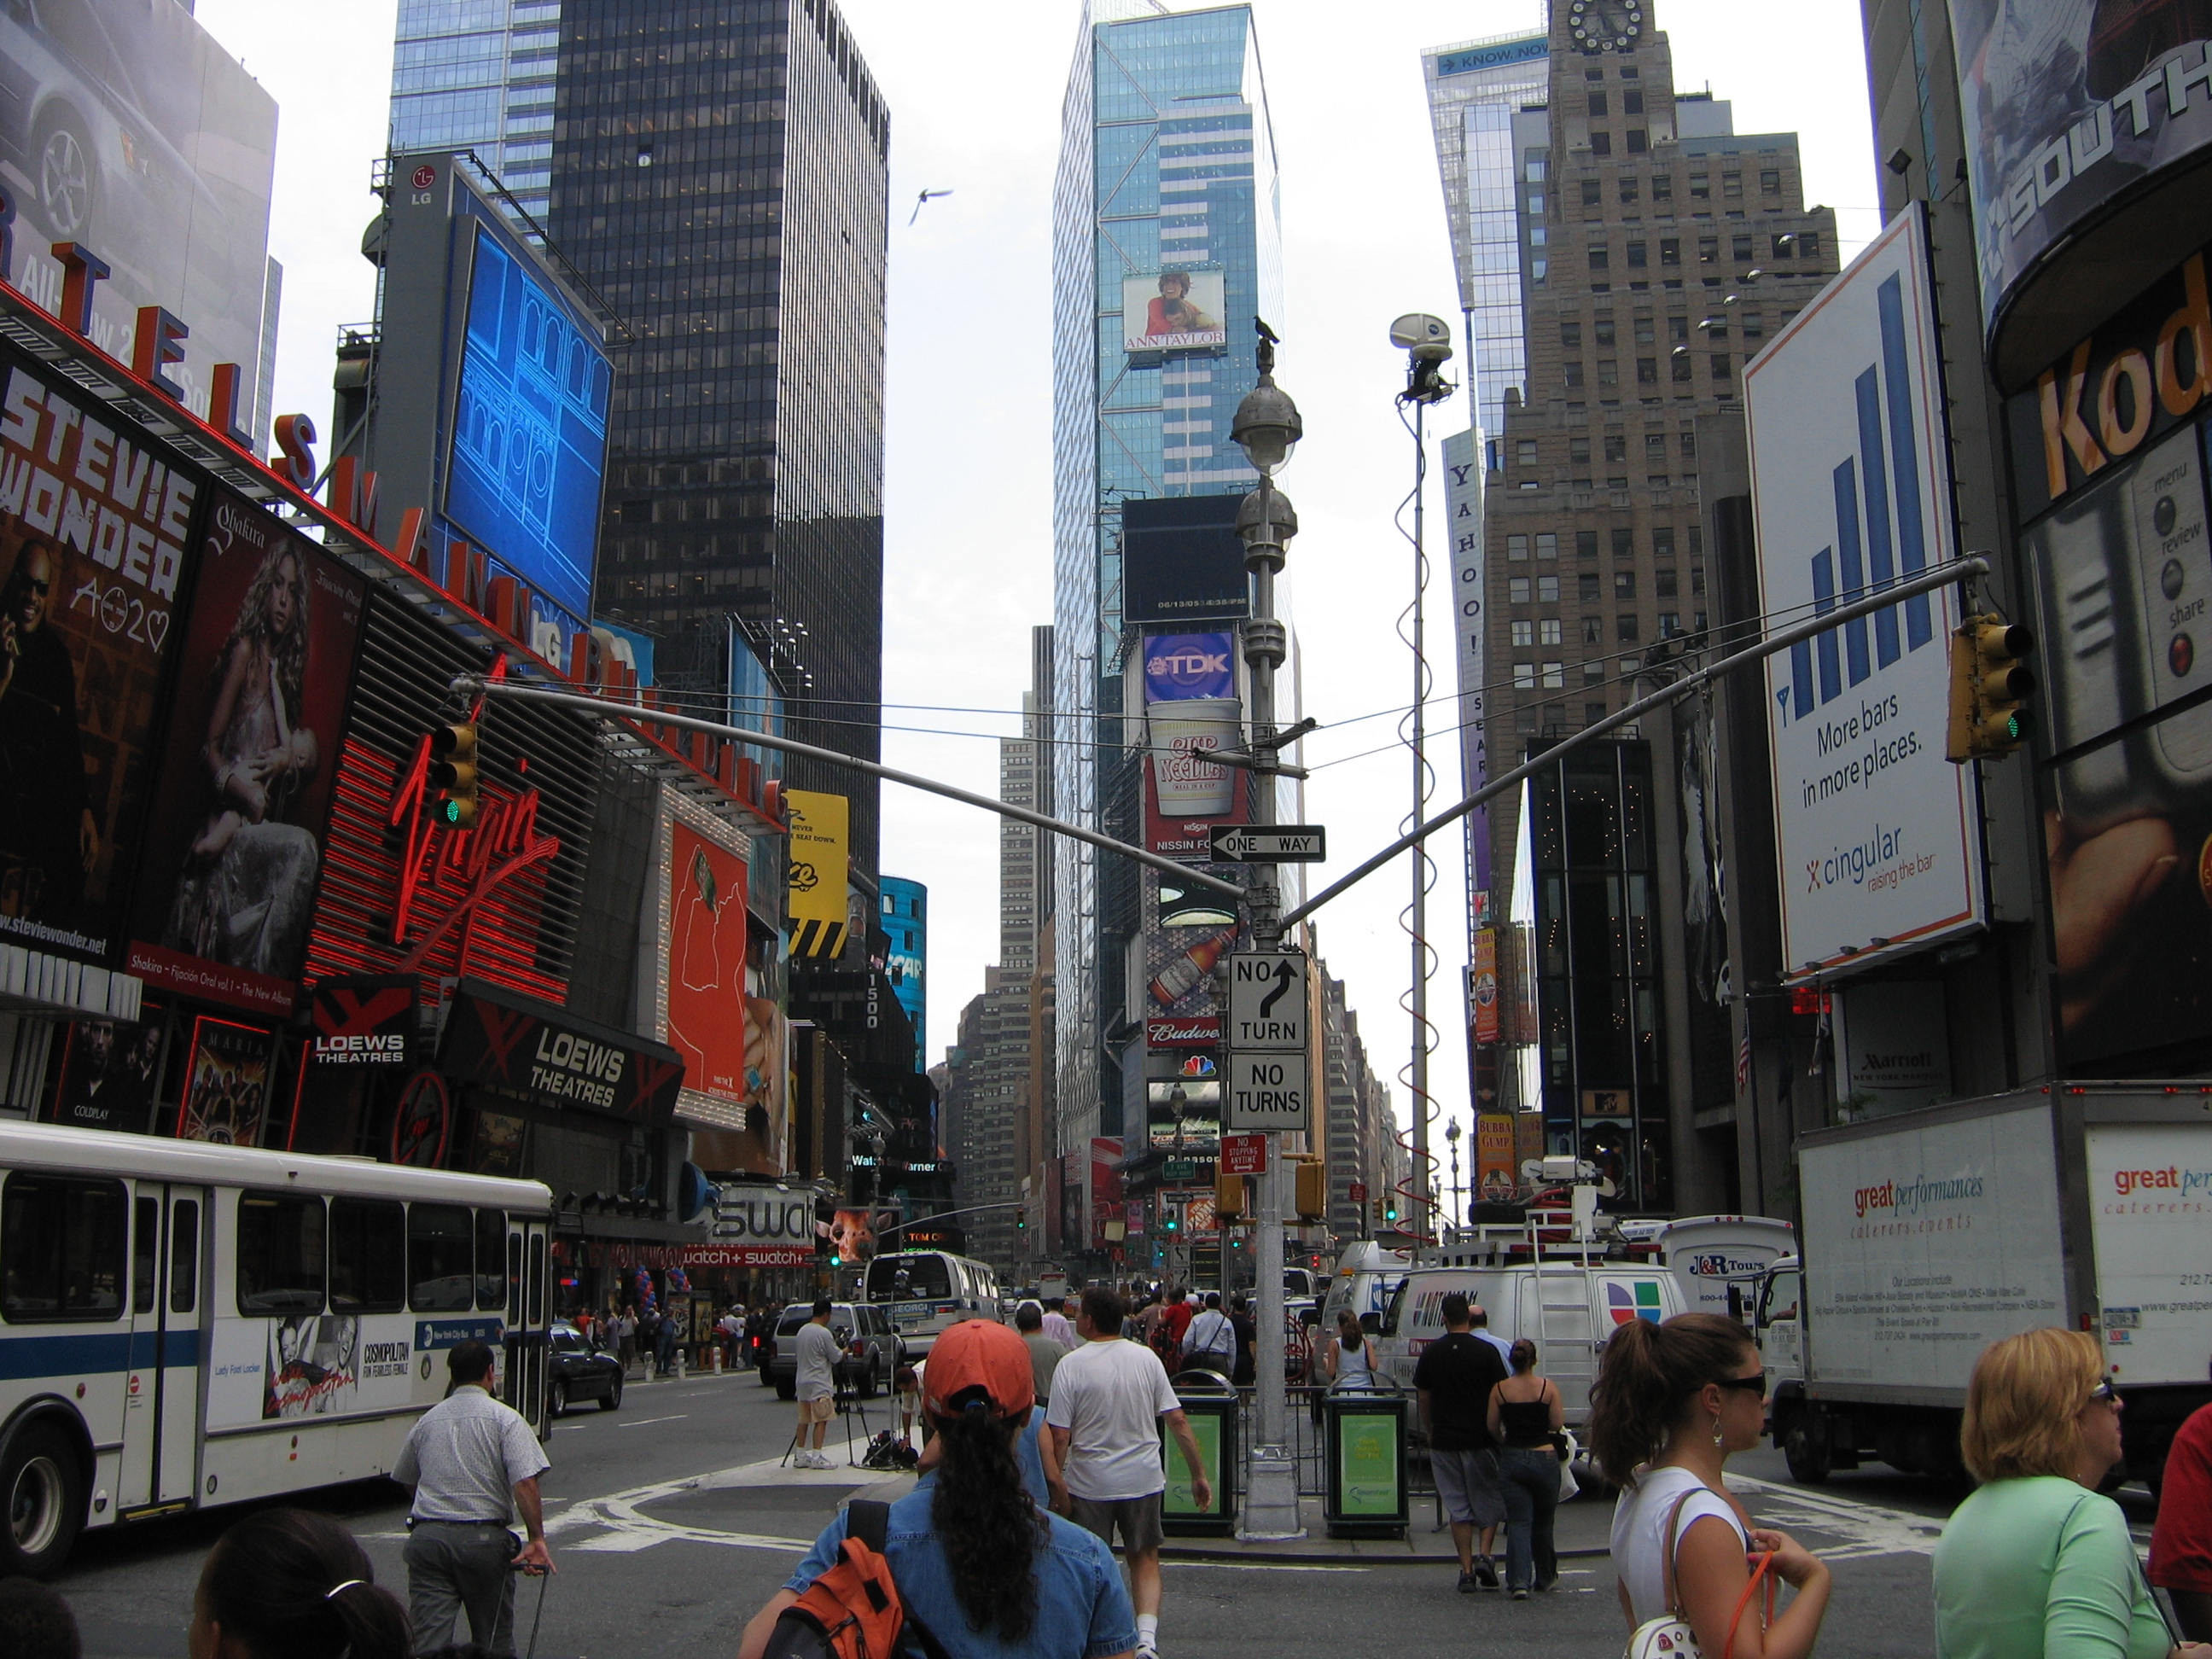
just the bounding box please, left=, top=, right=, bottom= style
left=1228, top=318, right=1307, bottom=1540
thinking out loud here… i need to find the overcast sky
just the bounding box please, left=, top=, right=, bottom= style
left=194, top=0, right=1879, bottom=1158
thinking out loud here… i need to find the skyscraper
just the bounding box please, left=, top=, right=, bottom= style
left=1050, top=1, right=1283, bottom=1241
left=1477, top=1, right=1840, bottom=1201
left=389, top=0, right=563, bottom=221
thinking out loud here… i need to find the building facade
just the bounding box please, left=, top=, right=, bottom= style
left=881, top=877, right=927, bottom=1074
left=1318, top=968, right=1393, bottom=1244
left=940, top=972, right=1033, bottom=1277
left=390, top=0, right=564, bottom=222
left=1466, top=3, right=1841, bottom=1206
left=1049, top=0, right=1284, bottom=1248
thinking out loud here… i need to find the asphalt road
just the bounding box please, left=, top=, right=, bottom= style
left=47, top=1367, right=2137, bottom=1659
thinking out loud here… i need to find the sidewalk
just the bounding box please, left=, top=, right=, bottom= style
left=1157, top=1490, right=1615, bottom=1564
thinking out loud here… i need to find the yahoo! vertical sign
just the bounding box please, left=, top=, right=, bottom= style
left=1748, top=204, right=1984, bottom=979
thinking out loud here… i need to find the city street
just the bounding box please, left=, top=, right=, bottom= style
left=46, top=1361, right=2124, bottom=1659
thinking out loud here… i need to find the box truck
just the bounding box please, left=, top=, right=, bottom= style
left=1760, top=1086, right=2212, bottom=1487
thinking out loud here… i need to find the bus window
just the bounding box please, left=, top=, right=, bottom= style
left=869, top=1255, right=952, bottom=1301
left=474, top=1210, right=506, bottom=1309
left=409, top=1204, right=474, bottom=1312
left=528, top=1233, right=545, bottom=1324
left=330, top=1198, right=405, bottom=1313
left=237, top=1192, right=326, bottom=1315
left=169, top=1200, right=199, bottom=1314
left=133, top=1196, right=158, bottom=1313
left=3, top=1174, right=125, bottom=1321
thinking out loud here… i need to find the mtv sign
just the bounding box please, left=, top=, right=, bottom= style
left=1746, top=204, right=1983, bottom=980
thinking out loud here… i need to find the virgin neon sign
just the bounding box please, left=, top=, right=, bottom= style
left=384, top=735, right=560, bottom=969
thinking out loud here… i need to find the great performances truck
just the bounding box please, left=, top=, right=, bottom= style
left=1764, top=1086, right=2212, bottom=1488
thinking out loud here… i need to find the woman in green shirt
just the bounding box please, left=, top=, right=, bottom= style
left=1935, top=1326, right=2210, bottom=1659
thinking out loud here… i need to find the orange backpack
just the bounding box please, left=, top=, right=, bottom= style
left=764, top=1501, right=950, bottom=1659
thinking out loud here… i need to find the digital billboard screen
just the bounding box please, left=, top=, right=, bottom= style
left=444, top=219, right=611, bottom=622
left=1123, top=493, right=1249, bottom=624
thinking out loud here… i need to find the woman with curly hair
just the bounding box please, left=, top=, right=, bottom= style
left=163, top=542, right=323, bottom=975
left=739, top=1318, right=1135, bottom=1659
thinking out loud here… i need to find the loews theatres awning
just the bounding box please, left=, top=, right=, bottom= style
left=438, top=977, right=684, bottom=1126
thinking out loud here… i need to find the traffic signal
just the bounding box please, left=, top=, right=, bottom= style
left=1015, top=1206, right=1027, bottom=1231
left=428, top=721, right=480, bottom=827
left=1163, top=1203, right=1180, bottom=1233
left=1215, top=1170, right=1246, bottom=1221
left=1383, top=1196, right=1401, bottom=1225
left=1294, top=1158, right=1326, bottom=1223
left=1947, top=614, right=2035, bottom=761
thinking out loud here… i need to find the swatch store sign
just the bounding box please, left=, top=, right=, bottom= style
left=708, top=1185, right=817, bottom=1267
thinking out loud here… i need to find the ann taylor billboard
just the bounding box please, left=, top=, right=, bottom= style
left=1746, top=205, right=1984, bottom=980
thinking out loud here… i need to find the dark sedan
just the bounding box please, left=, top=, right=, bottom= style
left=546, top=1321, right=625, bottom=1416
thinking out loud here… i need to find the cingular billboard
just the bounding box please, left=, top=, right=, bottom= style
left=1746, top=205, right=1983, bottom=981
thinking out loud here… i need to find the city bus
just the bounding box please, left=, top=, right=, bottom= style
left=863, top=1250, right=1000, bottom=1357
left=0, top=1121, right=552, bottom=1574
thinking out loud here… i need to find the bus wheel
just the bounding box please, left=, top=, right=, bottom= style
left=0, top=1425, right=82, bottom=1577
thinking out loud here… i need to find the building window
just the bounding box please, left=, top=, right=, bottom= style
left=1537, top=533, right=1559, bottom=559
left=1528, top=190, right=1547, bottom=212
left=1517, top=439, right=1540, bottom=465
left=1672, top=352, right=1694, bottom=383
left=1582, top=178, right=1603, bottom=207
left=1612, top=527, right=1635, bottom=559
left=1570, top=436, right=1592, bottom=464
left=1589, top=246, right=1610, bottom=272
left=1509, top=576, right=1532, bottom=603
left=1507, top=533, right=1530, bottom=561
left=1511, top=620, right=1534, bottom=646
left=1620, top=177, right=1640, bottom=204
left=1615, top=569, right=1637, bottom=599
left=1623, top=89, right=1645, bottom=114
left=1598, top=359, right=1620, bottom=386
left=1530, top=224, right=1549, bottom=247
left=1760, top=168, right=1781, bottom=194
left=1576, top=531, right=1600, bottom=559
left=1542, top=661, right=1566, bottom=689
left=1798, top=230, right=1821, bottom=259
left=1691, top=566, right=1707, bottom=595
left=1680, top=428, right=1698, bottom=458
left=1645, top=434, right=1668, bottom=460
left=1711, top=353, right=1732, bottom=379
left=1588, top=90, right=1609, bottom=116
left=1517, top=707, right=1539, bottom=734
left=1652, top=174, right=1673, bottom=202
left=1743, top=311, right=1765, bottom=340
left=1586, top=700, right=1609, bottom=722
left=1540, top=617, right=1564, bottom=645
left=1617, top=614, right=1640, bottom=643
left=1533, top=259, right=1548, bottom=283
left=1582, top=615, right=1603, bottom=643
left=1659, top=237, right=1680, bottom=266
left=1579, top=571, right=1601, bottom=602
left=1627, top=130, right=1648, bottom=154
left=1560, top=320, right=1583, bottom=349
left=1585, top=660, right=1607, bottom=684
left=1689, top=525, right=1704, bottom=554
left=1656, top=568, right=1679, bottom=597
left=1627, top=241, right=1648, bottom=268
left=1659, top=612, right=1683, bottom=637
left=1527, top=158, right=1546, bottom=181
left=1564, top=361, right=1586, bottom=389
left=1697, top=236, right=1719, bottom=264
left=1604, top=433, right=1628, bottom=462
left=1732, top=234, right=1755, bottom=261
left=1723, top=172, right=1744, bottom=197
left=1594, top=318, right=1617, bottom=346
left=1637, top=357, right=1658, bottom=384
left=1647, top=474, right=1669, bottom=486
left=1634, top=317, right=1656, bottom=345
left=1592, top=130, right=1612, bottom=157
left=1514, top=663, right=1537, bottom=690
left=1538, top=574, right=1560, bottom=602
left=1653, top=526, right=1676, bottom=557
left=1689, top=173, right=1710, bottom=200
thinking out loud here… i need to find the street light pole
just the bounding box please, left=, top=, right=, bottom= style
left=1231, top=321, right=1303, bottom=1540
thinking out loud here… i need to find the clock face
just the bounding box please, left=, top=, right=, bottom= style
left=1567, top=0, right=1644, bottom=53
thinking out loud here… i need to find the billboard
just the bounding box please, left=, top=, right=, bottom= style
left=50, top=1013, right=160, bottom=1133
left=1142, top=630, right=1248, bottom=859
left=2011, top=240, right=2212, bottom=1064
left=1746, top=206, right=1983, bottom=981
left=125, top=487, right=368, bottom=1016
left=0, top=0, right=276, bottom=427
left=667, top=819, right=750, bottom=1103
left=0, top=346, right=200, bottom=967
left=1123, top=495, right=1249, bottom=624
left=882, top=876, right=925, bottom=1073
left=786, top=789, right=849, bottom=957
left=438, top=977, right=685, bottom=1126
left=1123, top=269, right=1226, bottom=353
left=178, top=1014, right=271, bottom=1145
left=444, top=219, right=613, bottom=622
left=1948, top=0, right=2212, bottom=329
left=1445, top=429, right=1492, bottom=922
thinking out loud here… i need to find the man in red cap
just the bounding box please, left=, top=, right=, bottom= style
left=738, top=1318, right=1137, bottom=1659
left=1049, top=1285, right=1211, bottom=1659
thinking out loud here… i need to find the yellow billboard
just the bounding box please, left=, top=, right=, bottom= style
left=784, top=789, right=849, bottom=958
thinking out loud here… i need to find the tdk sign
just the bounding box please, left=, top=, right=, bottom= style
left=1143, top=631, right=1236, bottom=701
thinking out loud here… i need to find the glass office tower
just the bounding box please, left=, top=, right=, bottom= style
left=1050, top=2, right=1282, bottom=1204
left=389, top=0, right=562, bottom=220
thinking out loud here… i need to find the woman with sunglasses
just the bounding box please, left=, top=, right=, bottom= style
left=1936, top=1328, right=2212, bottom=1658
left=1589, top=1312, right=1832, bottom=1658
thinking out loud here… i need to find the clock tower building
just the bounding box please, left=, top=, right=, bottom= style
left=1470, top=0, right=1840, bottom=1204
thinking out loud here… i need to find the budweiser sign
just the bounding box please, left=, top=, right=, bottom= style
left=1147, top=1016, right=1221, bottom=1047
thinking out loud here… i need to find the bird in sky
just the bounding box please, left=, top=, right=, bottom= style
left=908, top=188, right=954, bottom=225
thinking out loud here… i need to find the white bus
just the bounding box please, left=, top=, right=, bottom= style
left=0, top=1121, right=552, bottom=1574
left=864, top=1250, right=999, bottom=1357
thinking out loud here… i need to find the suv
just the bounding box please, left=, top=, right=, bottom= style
left=546, top=1321, right=625, bottom=1416
left=765, top=1302, right=903, bottom=1400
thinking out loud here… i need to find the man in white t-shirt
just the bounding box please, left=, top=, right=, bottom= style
left=791, top=1299, right=842, bottom=1469
left=1048, top=1285, right=1211, bottom=1659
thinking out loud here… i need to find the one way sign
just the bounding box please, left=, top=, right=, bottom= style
left=1227, top=952, right=1307, bottom=1051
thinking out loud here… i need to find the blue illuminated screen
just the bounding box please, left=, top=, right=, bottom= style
left=445, top=221, right=611, bottom=620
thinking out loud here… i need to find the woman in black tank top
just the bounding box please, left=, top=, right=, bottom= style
left=1487, top=1339, right=1567, bottom=1597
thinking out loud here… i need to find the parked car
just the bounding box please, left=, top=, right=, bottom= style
left=764, top=1302, right=904, bottom=1400
left=546, top=1321, right=624, bottom=1416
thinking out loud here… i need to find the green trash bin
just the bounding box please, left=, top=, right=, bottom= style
left=1324, top=1386, right=1408, bottom=1539
left=1159, top=1370, right=1238, bottom=1537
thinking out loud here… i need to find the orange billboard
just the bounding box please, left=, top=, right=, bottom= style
left=667, top=821, right=749, bottom=1101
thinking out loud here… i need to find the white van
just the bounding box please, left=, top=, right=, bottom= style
left=1372, top=1261, right=1685, bottom=1424
left=1318, top=1241, right=1412, bottom=1335
left=1653, top=1215, right=1796, bottom=1324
